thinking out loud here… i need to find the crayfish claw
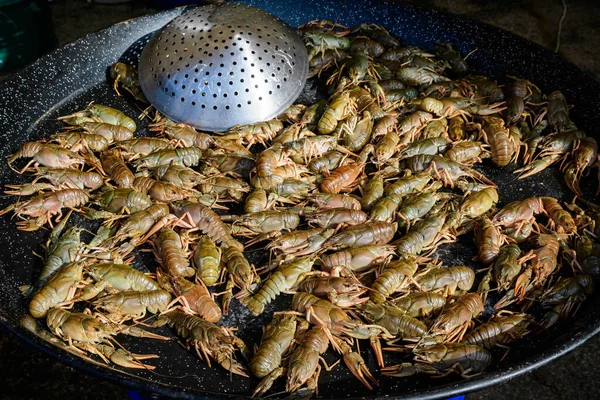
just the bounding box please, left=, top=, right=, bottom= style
left=383, top=362, right=439, bottom=377
left=514, top=154, right=562, bottom=179
left=342, top=351, right=378, bottom=390
left=16, top=218, right=45, bottom=232
left=564, top=167, right=583, bottom=197
left=217, top=354, right=249, bottom=377
left=370, top=335, right=384, bottom=368
left=109, top=349, right=158, bottom=370
left=120, top=325, right=171, bottom=341
left=381, top=362, right=419, bottom=377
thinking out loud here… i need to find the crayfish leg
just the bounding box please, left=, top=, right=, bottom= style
left=220, top=279, right=235, bottom=315
left=497, top=343, right=511, bottom=362
left=252, top=367, right=284, bottom=397
left=194, top=342, right=212, bottom=367
left=305, top=306, right=341, bottom=352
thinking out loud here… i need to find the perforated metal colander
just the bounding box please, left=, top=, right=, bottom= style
left=138, top=3, right=309, bottom=132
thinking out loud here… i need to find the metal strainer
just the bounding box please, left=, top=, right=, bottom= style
left=138, top=3, right=309, bottom=132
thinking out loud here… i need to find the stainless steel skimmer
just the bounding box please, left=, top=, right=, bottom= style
left=138, top=3, right=309, bottom=132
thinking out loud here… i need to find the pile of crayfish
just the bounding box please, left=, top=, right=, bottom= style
left=4, top=19, right=600, bottom=397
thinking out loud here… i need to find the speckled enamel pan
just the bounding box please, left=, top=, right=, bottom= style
left=0, top=1, right=599, bottom=399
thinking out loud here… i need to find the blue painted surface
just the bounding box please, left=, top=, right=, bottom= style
left=128, top=389, right=143, bottom=400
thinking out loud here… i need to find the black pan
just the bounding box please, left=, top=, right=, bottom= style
left=1, top=1, right=599, bottom=399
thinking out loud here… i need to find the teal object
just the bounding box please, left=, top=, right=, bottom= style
left=0, top=0, right=56, bottom=74
left=0, top=0, right=24, bottom=6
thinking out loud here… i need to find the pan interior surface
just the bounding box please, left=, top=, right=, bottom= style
left=0, top=1, right=599, bottom=399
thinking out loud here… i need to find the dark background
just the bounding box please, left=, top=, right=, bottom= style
left=1, top=0, right=599, bottom=399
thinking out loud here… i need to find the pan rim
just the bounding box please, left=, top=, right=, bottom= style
left=1, top=1, right=599, bottom=399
